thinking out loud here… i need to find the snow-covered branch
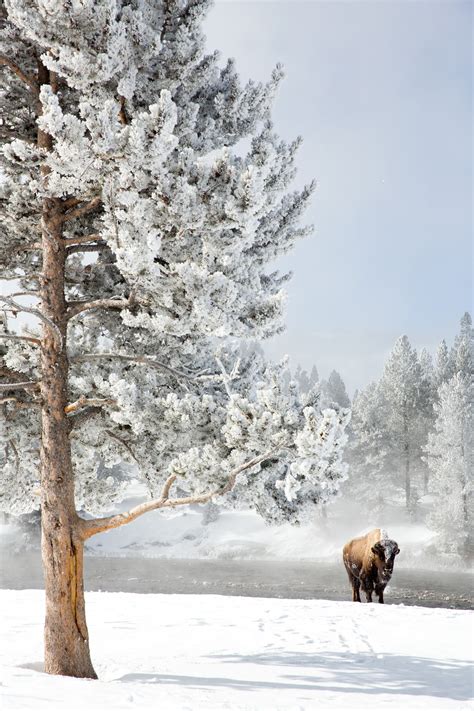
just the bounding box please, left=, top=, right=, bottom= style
left=66, top=297, right=134, bottom=320
left=70, top=352, right=197, bottom=382
left=0, top=380, right=39, bottom=392
left=0, top=396, right=40, bottom=408
left=80, top=447, right=281, bottom=540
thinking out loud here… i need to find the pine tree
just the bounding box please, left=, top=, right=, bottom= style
left=452, top=312, right=473, bottom=381
left=294, top=364, right=311, bottom=393
left=426, top=373, right=473, bottom=562
left=0, top=1, right=349, bottom=678
left=320, top=369, right=350, bottom=409
left=343, top=382, right=393, bottom=514
left=379, top=335, right=425, bottom=514
left=433, top=340, right=453, bottom=390
left=309, top=364, right=319, bottom=388
left=418, top=347, right=435, bottom=494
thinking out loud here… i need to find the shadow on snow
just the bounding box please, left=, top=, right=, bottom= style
left=117, top=652, right=472, bottom=701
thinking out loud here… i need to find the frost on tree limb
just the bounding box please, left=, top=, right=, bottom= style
left=70, top=352, right=206, bottom=382
left=0, top=380, right=39, bottom=391
left=80, top=447, right=282, bottom=539
left=66, top=297, right=136, bottom=319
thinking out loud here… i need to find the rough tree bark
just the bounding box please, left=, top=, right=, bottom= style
left=37, top=59, right=97, bottom=679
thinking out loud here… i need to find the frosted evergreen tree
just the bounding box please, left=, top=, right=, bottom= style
left=309, top=364, right=319, bottom=388
left=418, top=347, right=435, bottom=494
left=289, top=363, right=318, bottom=395
left=379, top=336, right=425, bottom=514
left=419, top=348, right=434, bottom=387
left=0, top=0, right=350, bottom=679
left=426, top=373, right=473, bottom=562
left=294, top=364, right=311, bottom=393
left=320, top=369, right=350, bottom=409
left=433, top=339, right=453, bottom=390
left=343, top=381, right=394, bottom=514
left=452, top=312, right=473, bottom=381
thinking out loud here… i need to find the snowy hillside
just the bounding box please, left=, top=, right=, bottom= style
left=1, top=589, right=472, bottom=711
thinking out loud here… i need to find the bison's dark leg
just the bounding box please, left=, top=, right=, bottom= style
left=376, top=585, right=385, bottom=604
left=344, top=560, right=361, bottom=602
left=362, top=579, right=373, bottom=603
left=352, top=579, right=361, bottom=602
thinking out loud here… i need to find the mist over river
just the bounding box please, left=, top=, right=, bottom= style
left=2, top=552, right=472, bottom=610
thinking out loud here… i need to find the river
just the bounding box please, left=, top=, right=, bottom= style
left=1, top=553, right=472, bottom=609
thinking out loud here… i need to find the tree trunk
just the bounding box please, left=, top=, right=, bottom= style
left=423, top=470, right=429, bottom=496
left=403, top=413, right=411, bottom=512
left=37, top=60, right=97, bottom=679
left=404, top=443, right=410, bottom=511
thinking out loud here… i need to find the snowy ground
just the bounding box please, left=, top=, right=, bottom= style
left=1, top=590, right=472, bottom=711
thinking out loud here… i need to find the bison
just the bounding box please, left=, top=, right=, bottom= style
left=343, top=528, right=400, bottom=603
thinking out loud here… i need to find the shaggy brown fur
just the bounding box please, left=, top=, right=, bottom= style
left=343, top=528, right=400, bottom=603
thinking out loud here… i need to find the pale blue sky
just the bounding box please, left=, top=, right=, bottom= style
left=205, top=0, right=473, bottom=393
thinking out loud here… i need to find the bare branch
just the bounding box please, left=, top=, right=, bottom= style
left=64, top=234, right=103, bottom=246
left=0, top=296, right=62, bottom=350
left=67, top=406, right=104, bottom=430
left=161, top=473, right=177, bottom=500
left=65, top=395, right=116, bottom=414
left=7, top=439, right=20, bottom=478
left=70, top=352, right=195, bottom=382
left=61, top=196, right=83, bottom=209
left=0, top=55, right=39, bottom=93
left=0, top=273, right=42, bottom=282
left=0, top=396, right=40, bottom=408
left=0, top=333, right=41, bottom=346
left=62, top=197, right=102, bottom=223
left=66, top=296, right=133, bottom=320
left=105, top=430, right=139, bottom=463
left=7, top=291, right=39, bottom=299
left=80, top=447, right=281, bottom=540
left=66, top=242, right=106, bottom=257
left=0, top=380, right=39, bottom=392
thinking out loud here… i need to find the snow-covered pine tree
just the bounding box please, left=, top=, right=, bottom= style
left=294, top=364, right=311, bottom=393
left=418, top=347, right=435, bottom=494
left=379, top=335, right=425, bottom=514
left=0, top=1, right=350, bottom=678
left=309, top=364, right=319, bottom=388
left=320, top=369, right=350, bottom=409
left=343, top=381, right=393, bottom=515
left=434, top=339, right=453, bottom=390
left=425, top=372, right=473, bottom=562
left=452, top=312, right=473, bottom=382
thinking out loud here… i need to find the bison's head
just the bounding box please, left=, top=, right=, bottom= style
left=371, top=539, right=400, bottom=584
